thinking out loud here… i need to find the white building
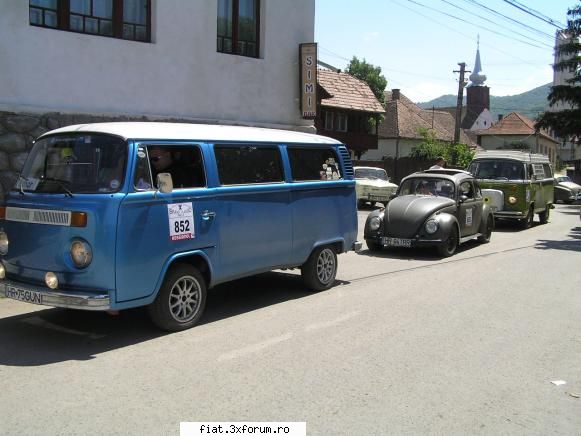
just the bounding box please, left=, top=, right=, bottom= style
left=0, top=0, right=315, bottom=131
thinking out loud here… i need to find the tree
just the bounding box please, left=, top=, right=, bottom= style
left=345, top=57, right=388, bottom=103
left=410, top=128, right=474, bottom=168
left=535, top=4, right=581, bottom=139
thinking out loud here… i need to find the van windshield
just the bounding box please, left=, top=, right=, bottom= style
left=468, top=160, right=525, bottom=181
left=15, top=134, right=127, bottom=194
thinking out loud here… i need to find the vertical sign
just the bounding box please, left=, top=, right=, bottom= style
left=300, top=43, right=317, bottom=119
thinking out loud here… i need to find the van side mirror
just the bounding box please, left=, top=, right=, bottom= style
left=157, top=173, right=173, bottom=193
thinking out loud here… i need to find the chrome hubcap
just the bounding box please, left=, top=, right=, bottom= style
left=169, top=275, right=201, bottom=323
left=316, top=249, right=336, bottom=284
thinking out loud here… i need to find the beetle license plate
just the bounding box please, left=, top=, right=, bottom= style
left=1, top=284, right=44, bottom=305
left=383, top=237, right=412, bottom=248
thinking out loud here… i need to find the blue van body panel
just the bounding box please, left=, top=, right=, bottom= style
left=0, top=125, right=359, bottom=314
left=289, top=181, right=357, bottom=263
left=1, top=193, right=123, bottom=293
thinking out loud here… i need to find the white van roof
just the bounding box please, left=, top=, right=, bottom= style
left=472, top=150, right=550, bottom=164
left=40, top=122, right=343, bottom=145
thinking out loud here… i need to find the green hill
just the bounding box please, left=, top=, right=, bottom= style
left=418, top=83, right=551, bottom=120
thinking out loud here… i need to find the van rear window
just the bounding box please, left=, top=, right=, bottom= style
left=215, top=145, right=284, bottom=185
left=288, top=148, right=342, bottom=181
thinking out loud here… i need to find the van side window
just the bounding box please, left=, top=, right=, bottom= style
left=542, top=163, right=553, bottom=179
left=531, top=163, right=545, bottom=179
left=133, top=145, right=206, bottom=190
left=214, top=145, right=283, bottom=185
left=288, top=148, right=342, bottom=181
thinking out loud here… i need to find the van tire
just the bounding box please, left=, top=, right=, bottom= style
left=521, top=206, right=534, bottom=229
left=539, top=205, right=550, bottom=224
left=301, top=246, right=337, bottom=291
left=148, top=264, right=207, bottom=332
left=437, top=226, right=458, bottom=257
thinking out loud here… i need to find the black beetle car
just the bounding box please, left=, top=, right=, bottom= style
left=364, top=169, right=494, bottom=257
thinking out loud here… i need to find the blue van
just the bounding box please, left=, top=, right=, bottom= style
left=0, top=122, right=360, bottom=331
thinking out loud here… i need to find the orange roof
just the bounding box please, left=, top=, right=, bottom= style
left=317, top=69, right=385, bottom=113
left=476, top=112, right=558, bottom=143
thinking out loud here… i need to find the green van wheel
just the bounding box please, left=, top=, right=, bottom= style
left=539, top=205, right=550, bottom=224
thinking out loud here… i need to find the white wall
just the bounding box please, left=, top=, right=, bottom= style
left=363, top=138, right=420, bottom=160
left=0, top=0, right=315, bottom=130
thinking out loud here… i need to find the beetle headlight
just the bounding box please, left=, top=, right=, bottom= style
left=368, top=216, right=381, bottom=231
left=508, top=196, right=517, bottom=204
left=70, top=239, right=93, bottom=268
left=425, top=219, right=439, bottom=234
left=0, top=231, right=9, bottom=255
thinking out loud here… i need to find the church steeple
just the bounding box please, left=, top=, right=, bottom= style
left=468, top=36, right=487, bottom=87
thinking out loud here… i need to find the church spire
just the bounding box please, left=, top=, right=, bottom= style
left=468, top=35, right=487, bottom=87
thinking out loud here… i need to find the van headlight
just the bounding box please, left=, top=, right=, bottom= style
left=368, top=216, right=381, bottom=231
left=70, top=239, right=93, bottom=268
left=0, top=231, right=9, bottom=255
left=425, top=219, right=439, bottom=234
left=508, top=196, right=517, bottom=204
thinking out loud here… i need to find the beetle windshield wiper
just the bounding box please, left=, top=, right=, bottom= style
left=41, top=177, right=74, bottom=197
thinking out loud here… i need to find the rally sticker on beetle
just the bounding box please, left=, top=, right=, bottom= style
left=466, top=208, right=473, bottom=226
left=168, top=202, right=194, bottom=241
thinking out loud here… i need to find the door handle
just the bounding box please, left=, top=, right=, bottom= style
left=201, top=210, right=216, bottom=220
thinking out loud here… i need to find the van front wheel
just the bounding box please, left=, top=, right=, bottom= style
left=148, top=264, right=207, bottom=332
left=539, top=205, right=550, bottom=224
left=301, top=246, right=337, bottom=291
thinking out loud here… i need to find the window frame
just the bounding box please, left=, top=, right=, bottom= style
left=335, top=112, right=348, bottom=132
left=29, top=0, right=151, bottom=43
left=217, top=0, right=261, bottom=58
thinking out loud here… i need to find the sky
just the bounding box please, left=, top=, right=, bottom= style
left=315, top=0, right=576, bottom=103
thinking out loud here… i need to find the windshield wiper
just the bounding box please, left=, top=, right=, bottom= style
left=16, top=175, right=28, bottom=195
left=41, top=177, right=74, bottom=197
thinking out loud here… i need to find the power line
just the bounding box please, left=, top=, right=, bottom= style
left=502, top=0, right=566, bottom=29
left=439, top=0, right=554, bottom=46
left=461, top=0, right=557, bottom=40
left=405, top=0, right=552, bottom=50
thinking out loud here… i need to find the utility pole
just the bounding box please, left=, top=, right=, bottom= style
left=453, top=62, right=469, bottom=144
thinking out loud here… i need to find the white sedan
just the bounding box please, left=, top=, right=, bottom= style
left=354, top=166, right=398, bottom=208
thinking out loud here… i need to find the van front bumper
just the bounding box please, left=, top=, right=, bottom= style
left=0, top=280, right=110, bottom=311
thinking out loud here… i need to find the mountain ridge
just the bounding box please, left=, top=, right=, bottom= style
left=417, top=83, right=551, bottom=120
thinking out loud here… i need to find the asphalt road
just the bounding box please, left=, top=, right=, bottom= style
left=1, top=204, right=580, bottom=435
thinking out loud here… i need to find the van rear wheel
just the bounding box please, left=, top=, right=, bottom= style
left=301, top=246, right=337, bottom=291
left=148, top=264, right=207, bottom=332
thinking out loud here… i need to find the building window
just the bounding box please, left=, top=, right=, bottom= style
left=335, top=113, right=348, bottom=132
left=217, top=0, right=260, bottom=58
left=29, top=0, right=151, bottom=42
left=324, top=112, right=333, bottom=130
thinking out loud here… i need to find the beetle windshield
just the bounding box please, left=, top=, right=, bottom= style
left=355, top=168, right=388, bottom=181
left=468, top=160, right=525, bottom=181
left=399, top=178, right=455, bottom=198
left=15, top=134, right=127, bottom=194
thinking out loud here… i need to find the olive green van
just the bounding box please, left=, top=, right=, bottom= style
left=467, top=151, right=554, bottom=228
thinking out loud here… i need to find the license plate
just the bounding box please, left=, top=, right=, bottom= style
left=3, top=284, right=44, bottom=305
left=383, top=237, right=412, bottom=248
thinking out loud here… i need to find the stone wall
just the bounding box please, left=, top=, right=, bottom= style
left=0, top=111, right=148, bottom=204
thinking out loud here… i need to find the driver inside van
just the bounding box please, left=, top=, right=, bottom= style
left=149, top=147, right=188, bottom=189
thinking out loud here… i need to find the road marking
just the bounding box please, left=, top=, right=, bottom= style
left=304, top=310, right=360, bottom=332
left=218, top=332, right=293, bottom=361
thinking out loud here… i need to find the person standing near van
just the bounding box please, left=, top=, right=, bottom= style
left=430, top=157, right=446, bottom=169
